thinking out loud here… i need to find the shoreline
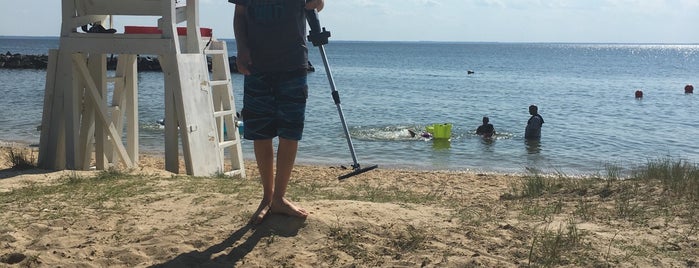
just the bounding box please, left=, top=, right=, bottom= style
left=0, top=138, right=609, bottom=177
left=0, top=139, right=544, bottom=177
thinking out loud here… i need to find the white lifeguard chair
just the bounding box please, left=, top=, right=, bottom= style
left=38, top=0, right=245, bottom=177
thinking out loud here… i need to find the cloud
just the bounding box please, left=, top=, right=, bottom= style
left=472, top=0, right=506, bottom=8
left=414, top=0, right=442, bottom=7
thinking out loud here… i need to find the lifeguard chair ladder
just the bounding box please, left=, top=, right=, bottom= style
left=38, top=0, right=245, bottom=177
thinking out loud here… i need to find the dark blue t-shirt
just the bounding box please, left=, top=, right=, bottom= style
left=232, top=0, right=308, bottom=73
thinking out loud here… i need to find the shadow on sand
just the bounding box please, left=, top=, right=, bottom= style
left=0, top=167, right=52, bottom=180
left=149, top=214, right=306, bottom=267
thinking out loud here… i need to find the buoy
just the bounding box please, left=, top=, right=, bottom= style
left=635, top=90, right=643, bottom=98
left=685, top=84, right=694, bottom=94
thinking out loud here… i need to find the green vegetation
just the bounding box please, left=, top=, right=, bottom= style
left=5, top=148, right=36, bottom=170
left=1, top=157, right=697, bottom=267
left=505, top=158, right=699, bottom=267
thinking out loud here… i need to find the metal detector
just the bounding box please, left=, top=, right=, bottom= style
left=305, top=8, right=378, bottom=180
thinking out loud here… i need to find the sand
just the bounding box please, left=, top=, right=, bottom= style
left=0, top=144, right=697, bottom=267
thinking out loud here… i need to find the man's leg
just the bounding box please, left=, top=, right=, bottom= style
left=270, top=137, right=308, bottom=218
left=250, top=139, right=274, bottom=224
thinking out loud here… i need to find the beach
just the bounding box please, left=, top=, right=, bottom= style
left=0, top=143, right=697, bottom=267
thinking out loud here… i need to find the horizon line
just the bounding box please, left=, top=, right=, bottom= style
left=1, top=35, right=698, bottom=45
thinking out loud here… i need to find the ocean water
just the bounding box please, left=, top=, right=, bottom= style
left=1, top=37, right=698, bottom=175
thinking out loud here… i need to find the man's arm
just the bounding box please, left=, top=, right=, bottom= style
left=233, top=5, right=251, bottom=75
left=305, top=0, right=324, bottom=11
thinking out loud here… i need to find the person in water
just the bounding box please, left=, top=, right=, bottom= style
left=476, top=116, right=495, bottom=138
left=408, top=129, right=433, bottom=139
left=524, top=105, right=544, bottom=140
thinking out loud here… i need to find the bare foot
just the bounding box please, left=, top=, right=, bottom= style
left=249, top=200, right=271, bottom=225
left=270, top=198, right=309, bottom=219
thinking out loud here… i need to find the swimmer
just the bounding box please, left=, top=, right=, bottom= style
left=476, top=116, right=495, bottom=138
left=408, top=129, right=433, bottom=139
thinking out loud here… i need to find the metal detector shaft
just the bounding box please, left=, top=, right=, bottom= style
left=306, top=7, right=377, bottom=177
left=316, top=46, right=360, bottom=167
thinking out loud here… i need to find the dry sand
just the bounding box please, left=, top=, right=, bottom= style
left=0, top=144, right=697, bottom=267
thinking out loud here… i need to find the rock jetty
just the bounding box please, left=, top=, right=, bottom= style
left=0, top=52, right=315, bottom=73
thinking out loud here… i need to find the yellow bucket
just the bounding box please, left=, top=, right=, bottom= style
left=427, top=123, right=452, bottom=139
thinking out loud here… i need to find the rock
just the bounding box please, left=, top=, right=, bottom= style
left=1, top=52, right=315, bottom=73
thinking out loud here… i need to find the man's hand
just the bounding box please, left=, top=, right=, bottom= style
left=305, top=0, right=324, bottom=11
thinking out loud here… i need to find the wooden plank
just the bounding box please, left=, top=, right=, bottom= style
left=77, top=109, right=95, bottom=170
left=61, top=0, right=77, bottom=36
left=213, top=110, right=236, bottom=118
left=38, top=49, right=60, bottom=169
left=92, top=53, right=107, bottom=169
left=161, top=53, right=181, bottom=174
left=72, top=54, right=133, bottom=168
left=161, top=53, right=223, bottom=176
left=64, top=53, right=82, bottom=170
left=107, top=54, right=139, bottom=165
left=184, top=0, right=201, bottom=54
left=51, top=50, right=75, bottom=169
left=76, top=0, right=163, bottom=16
left=123, top=55, right=139, bottom=164
left=108, top=55, right=128, bottom=165
left=161, top=54, right=193, bottom=174
left=59, top=37, right=177, bottom=55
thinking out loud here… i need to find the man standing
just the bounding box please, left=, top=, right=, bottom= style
left=232, top=0, right=325, bottom=224
left=524, top=105, right=544, bottom=140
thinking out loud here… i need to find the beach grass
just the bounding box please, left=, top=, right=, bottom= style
left=498, top=158, right=699, bottom=266
left=4, top=147, right=36, bottom=170
left=1, top=154, right=698, bottom=267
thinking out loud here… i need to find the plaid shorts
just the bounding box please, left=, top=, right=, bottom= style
left=241, top=69, right=308, bottom=141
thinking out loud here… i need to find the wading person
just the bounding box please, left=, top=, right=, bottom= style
left=524, top=105, right=544, bottom=140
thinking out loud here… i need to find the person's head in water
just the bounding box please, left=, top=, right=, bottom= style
left=529, top=105, right=538, bottom=115
left=482, top=116, right=489, bottom=124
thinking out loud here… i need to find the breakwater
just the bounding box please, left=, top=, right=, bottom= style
left=0, top=51, right=235, bottom=72
left=0, top=52, right=315, bottom=73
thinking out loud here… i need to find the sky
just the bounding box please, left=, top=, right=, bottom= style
left=1, top=0, right=698, bottom=43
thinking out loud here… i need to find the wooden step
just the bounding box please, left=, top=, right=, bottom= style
left=224, top=169, right=244, bottom=177
left=106, top=76, right=122, bottom=83
left=204, top=41, right=227, bottom=54
left=219, top=140, right=239, bottom=149
left=213, top=110, right=236, bottom=118
left=204, top=48, right=226, bottom=55
left=209, top=79, right=229, bottom=87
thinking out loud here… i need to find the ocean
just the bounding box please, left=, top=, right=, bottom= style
left=1, top=37, right=698, bottom=176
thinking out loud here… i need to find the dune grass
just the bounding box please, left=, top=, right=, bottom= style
left=504, top=158, right=699, bottom=267
left=4, top=147, right=36, bottom=170
left=1, top=157, right=697, bottom=267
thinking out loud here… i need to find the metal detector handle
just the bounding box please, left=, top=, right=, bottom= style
left=305, top=5, right=330, bottom=46
left=306, top=8, right=322, bottom=35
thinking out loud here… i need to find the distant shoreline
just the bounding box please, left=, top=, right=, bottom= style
left=2, top=36, right=699, bottom=46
